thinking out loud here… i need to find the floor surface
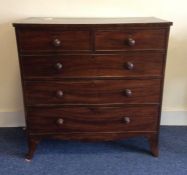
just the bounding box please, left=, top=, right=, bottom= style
left=0, top=126, right=187, bottom=175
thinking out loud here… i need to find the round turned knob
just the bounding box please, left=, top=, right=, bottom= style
left=125, top=62, right=134, bottom=70
left=54, top=62, right=63, bottom=70
left=56, top=118, right=64, bottom=125
left=56, top=90, right=64, bottom=97
left=127, top=38, right=136, bottom=46
left=53, top=38, right=61, bottom=47
left=124, top=89, right=132, bottom=97
left=123, top=117, right=130, bottom=124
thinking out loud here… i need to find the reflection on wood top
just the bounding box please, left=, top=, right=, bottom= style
left=13, top=17, right=172, bottom=26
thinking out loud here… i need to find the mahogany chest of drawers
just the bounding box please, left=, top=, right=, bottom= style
left=13, top=17, right=172, bottom=160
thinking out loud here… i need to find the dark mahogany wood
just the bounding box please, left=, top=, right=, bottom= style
left=24, top=79, right=161, bottom=105
left=21, top=52, right=164, bottom=79
left=95, top=29, right=166, bottom=51
left=148, top=134, right=159, bottom=157
left=13, top=17, right=172, bottom=160
left=25, top=137, right=40, bottom=161
left=27, top=106, right=159, bottom=133
left=17, top=29, right=92, bottom=53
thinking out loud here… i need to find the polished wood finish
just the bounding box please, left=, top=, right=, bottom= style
left=27, top=106, right=158, bottom=133
left=25, top=137, right=40, bottom=161
left=13, top=17, right=172, bottom=160
left=24, top=79, right=161, bottom=105
left=17, top=29, right=91, bottom=53
left=21, top=53, right=164, bottom=79
left=95, top=29, right=166, bottom=51
left=13, top=17, right=172, bottom=25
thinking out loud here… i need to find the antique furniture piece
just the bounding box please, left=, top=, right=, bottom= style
left=13, top=17, right=172, bottom=160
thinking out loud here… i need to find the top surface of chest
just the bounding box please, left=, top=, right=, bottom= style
left=13, top=17, right=172, bottom=26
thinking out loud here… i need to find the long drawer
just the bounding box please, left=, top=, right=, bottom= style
left=17, top=29, right=91, bottom=53
left=27, top=106, right=159, bottom=133
left=95, top=29, right=166, bottom=51
left=24, top=79, right=161, bottom=105
left=21, top=53, right=164, bottom=79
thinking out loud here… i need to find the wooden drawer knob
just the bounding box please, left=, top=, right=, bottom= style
left=56, top=118, right=64, bottom=125
left=56, top=90, right=64, bottom=97
left=125, top=62, right=134, bottom=70
left=127, top=38, right=136, bottom=46
left=123, top=117, right=130, bottom=124
left=124, top=89, right=132, bottom=97
left=53, top=38, right=61, bottom=47
left=54, top=62, right=63, bottom=70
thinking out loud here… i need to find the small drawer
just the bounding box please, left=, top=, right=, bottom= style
left=21, top=53, right=164, bottom=79
left=95, top=29, right=166, bottom=51
left=17, top=29, right=91, bottom=53
left=27, top=106, right=159, bottom=133
left=24, top=79, right=161, bottom=105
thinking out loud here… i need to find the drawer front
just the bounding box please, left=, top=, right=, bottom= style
left=24, top=80, right=161, bottom=105
left=27, top=106, right=159, bottom=133
left=95, top=29, right=166, bottom=51
left=17, top=29, right=91, bottom=52
left=21, top=53, right=164, bottom=79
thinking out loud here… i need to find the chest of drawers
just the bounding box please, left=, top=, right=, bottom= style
left=13, top=17, right=172, bottom=160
